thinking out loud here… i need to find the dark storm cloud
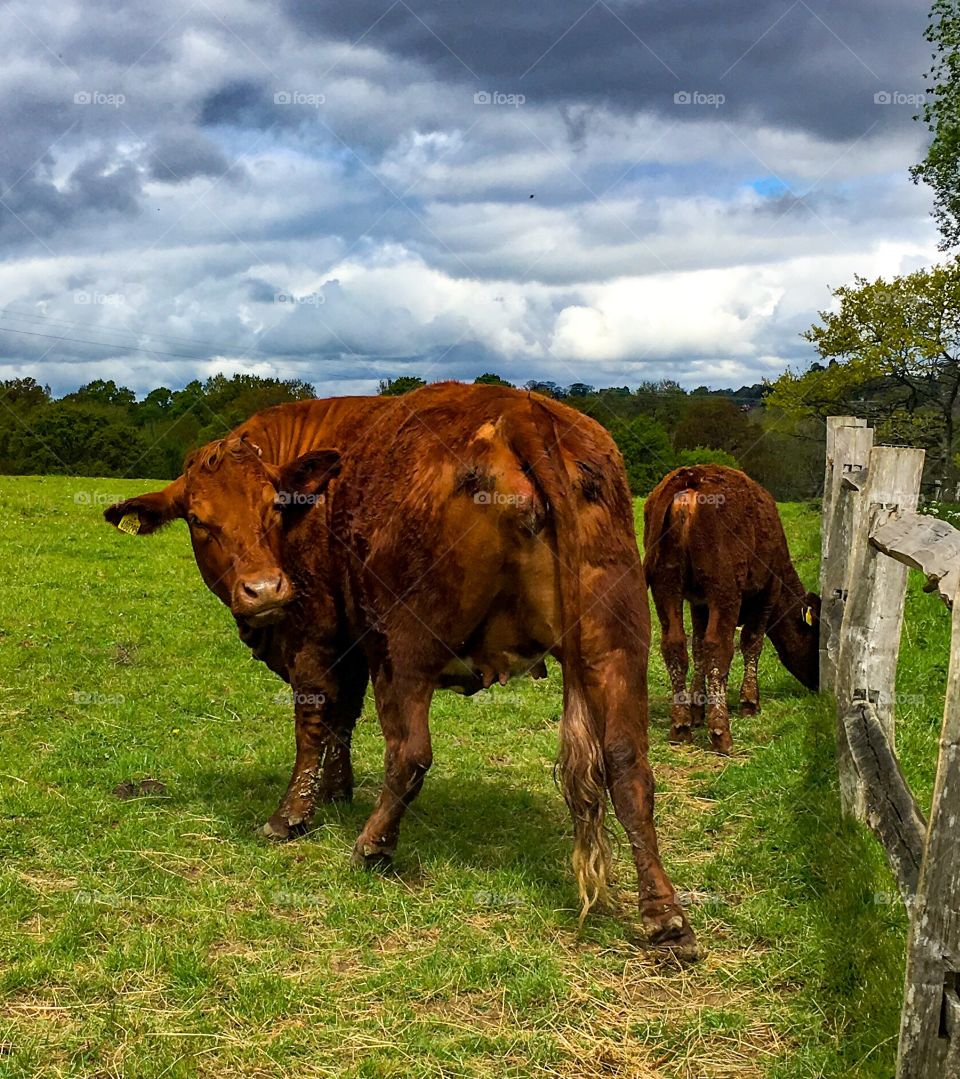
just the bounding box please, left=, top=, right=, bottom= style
left=284, top=0, right=928, bottom=140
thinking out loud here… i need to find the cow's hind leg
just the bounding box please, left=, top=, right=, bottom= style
left=652, top=588, right=692, bottom=743
left=690, top=604, right=708, bottom=728
left=703, top=599, right=739, bottom=755
left=583, top=647, right=697, bottom=959
left=352, top=673, right=433, bottom=870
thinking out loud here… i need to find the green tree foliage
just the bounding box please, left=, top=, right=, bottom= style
left=0, top=370, right=809, bottom=497
left=768, top=260, right=960, bottom=486
left=473, top=373, right=514, bottom=387
left=676, top=447, right=740, bottom=469
left=378, top=376, right=427, bottom=396
left=607, top=415, right=675, bottom=496
left=0, top=373, right=316, bottom=480
left=913, top=0, right=960, bottom=247
left=672, top=398, right=752, bottom=457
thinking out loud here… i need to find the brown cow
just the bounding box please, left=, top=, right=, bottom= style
left=105, top=382, right=696, bottom=956
left=643, top=465, right=820, bottom=754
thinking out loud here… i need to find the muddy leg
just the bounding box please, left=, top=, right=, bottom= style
left=690, top=605, right=708, bottom=729
left=703, top=602, right=739, bottom=755
left=352, top=673, right=433, bottom=870
left=318, top=655, right=368, bottom=803
left=652, top=589, right=691, bottom=743
left=262, top=688, right=339, bottom=840
left=739, top=610, right=767, bottom=718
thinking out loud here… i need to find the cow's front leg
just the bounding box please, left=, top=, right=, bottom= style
left=352, top=672, right=433, bottom=870
left=262, top=656, right=367, bottom=840
left=262, top=691, right=332, bottom=840
left=738, top=609, right=767, bottom=717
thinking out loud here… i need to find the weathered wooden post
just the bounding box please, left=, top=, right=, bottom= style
left=821, top=416, right=869, bottom=563
left=834, top=445, right=924, bottom=819
left=897, top=580, right=960, bottom=1078
left=820, top=420, right=873, bottom=693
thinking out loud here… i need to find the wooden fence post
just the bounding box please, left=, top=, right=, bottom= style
left=897, top=581, right=960, bottom=1078
left=820, top=421, right=873, bottom=693
left=821, top=415, right=869, bottom=566
left=835, top=445, right=924, bottom=819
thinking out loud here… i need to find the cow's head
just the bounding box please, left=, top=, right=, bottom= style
left=104, top=437, right=341, bottom=629
left=769, top=590, right=821, bottom=691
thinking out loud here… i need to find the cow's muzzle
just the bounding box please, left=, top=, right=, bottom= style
left=232, top=572, right=294, bottom=626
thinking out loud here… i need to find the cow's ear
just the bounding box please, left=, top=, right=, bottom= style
left=276, top=449, right=341, bottom=508
left=104, top=477, right=185, bottom=536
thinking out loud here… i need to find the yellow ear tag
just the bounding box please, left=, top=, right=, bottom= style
left=803, top=607, right=814, bottom=626
left=117, top=512, right=141, bottom=536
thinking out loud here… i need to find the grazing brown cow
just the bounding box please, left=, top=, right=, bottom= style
left=643, top=465, right=820, bottom=754
left=105, top=382, right=696, bottom=956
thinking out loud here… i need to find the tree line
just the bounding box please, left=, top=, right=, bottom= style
left=0, top=369, right=830, bottom=500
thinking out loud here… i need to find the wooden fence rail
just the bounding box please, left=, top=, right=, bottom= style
left=819, top=419, right=960, bottom=1077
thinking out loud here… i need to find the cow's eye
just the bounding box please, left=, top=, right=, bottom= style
left=189, top=514, right=209, bottom=536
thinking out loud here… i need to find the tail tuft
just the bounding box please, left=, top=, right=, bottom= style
left=559, top=684, right=612, bottom=925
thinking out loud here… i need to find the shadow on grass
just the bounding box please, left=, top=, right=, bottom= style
left=181, top=759, right=569, bottom=884
left=706, top=693, right=907, bottom=1077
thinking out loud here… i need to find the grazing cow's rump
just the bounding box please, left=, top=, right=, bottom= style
left=105, top=382, right=696, bottom=956
left=643, top=465, right=820, bottom=754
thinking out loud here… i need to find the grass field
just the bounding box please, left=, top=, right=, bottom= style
left=0, top=475, right=951, bottom=1078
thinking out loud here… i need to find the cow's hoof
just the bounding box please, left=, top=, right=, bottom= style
left=739, top=701, right=759, bottom=717
left=350, top=842, right=395, bottom=872
left=668, top=724, right=694, bottom=745
left=709, top=729, right=734, bottom=755
left=641, top=903, right=700, bottom=963
left=261, top=815, right=309, bottom=841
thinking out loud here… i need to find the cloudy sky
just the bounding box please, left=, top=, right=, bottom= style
left=0, top=0, right=938, bottom=396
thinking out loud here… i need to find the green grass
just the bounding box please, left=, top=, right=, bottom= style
left=0, top=478, right=949, bottom=1077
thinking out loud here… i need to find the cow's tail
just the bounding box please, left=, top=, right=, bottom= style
left=642, top=466, right=702, bottom=579
left=512, top=399, right=611, bottom=925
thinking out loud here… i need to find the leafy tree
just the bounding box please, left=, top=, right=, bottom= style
left=567, top=382, right=595, bottom=397
left=770, top=261, right=960, bottom=486
left=676, top=447, right=740, bottom=469
left=474, top=373, right=514, bottom=387
left=913, top=0, right=960, bottom=247
left=0, top=378, right=50, bottom=411
left=65, top=379, right=136, bottom=409
left=607, top=415, right=675, bottom=496
left=673, top=398, right=751, bottom=457
left=378, top=376, right=427, bottom=396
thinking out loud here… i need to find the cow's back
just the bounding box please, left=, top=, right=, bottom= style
left=644, top=465, right=789, bottom=601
